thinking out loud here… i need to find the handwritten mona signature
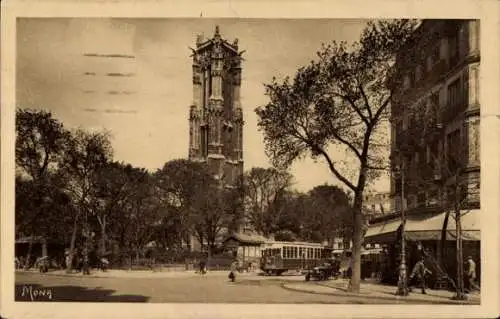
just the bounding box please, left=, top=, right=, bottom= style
left=21, top=285, right=53, bottom=301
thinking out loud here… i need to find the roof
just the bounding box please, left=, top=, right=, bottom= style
left=265, top=241, right=325, bottom=247
left=195, top=25, right=239, bottom=54
left=223, top=232, right=268, bottom=245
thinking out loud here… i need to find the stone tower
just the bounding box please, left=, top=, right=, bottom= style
left=188, top=26, right=244, bottom=186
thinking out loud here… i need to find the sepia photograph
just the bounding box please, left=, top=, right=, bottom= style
left=12, top=16, right=483, bottom=304
left=1, top=1, right=499, bottom=318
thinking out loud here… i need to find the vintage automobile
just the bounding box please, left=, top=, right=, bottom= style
left=304, top=260, right=341, bottom=281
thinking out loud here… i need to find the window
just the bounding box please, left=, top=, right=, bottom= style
left=426, top=188, right=440, bottom=206
left=415, top=65, right=423, bottom=82
left=449, top=35, right=458, bottom=60
left=407, top=194, right=417, bottom=208
left=430, top=91, right=440, bottom=113
left=446, top=129, right=462, bottom=172
left=458, top=24, right=466, bottom=57
left=447, top=78, right=462, bottom=110
left=428, top=41, right=440, bottom=70
left=403, top=75, right=411, bottom=90
left=417, top=192, right=426, bottom=206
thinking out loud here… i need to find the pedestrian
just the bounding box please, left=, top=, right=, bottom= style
left=465, top=256, right=479, bottom=292
left=199, top=260, right=206, bottom=275
left=409, top=256, right=432, bottom=294
left=228, top=259, right=237, bottom=282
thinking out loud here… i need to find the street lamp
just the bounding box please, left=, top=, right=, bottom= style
left=393, top=157, right=409, bottom=296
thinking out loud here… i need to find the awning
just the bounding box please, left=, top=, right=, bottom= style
left=364, top=209, right=481, bottom=244
left=364, top=219, right=402, bottom=244
left=405, top=209, right=480, bottom=241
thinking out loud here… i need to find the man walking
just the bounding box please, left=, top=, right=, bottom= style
left=409, top=256, right=432, bottom=294
left=465, top=256, right=479, bottom=292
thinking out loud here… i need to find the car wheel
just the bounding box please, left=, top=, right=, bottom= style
left=305, top=274, right=310, bottom=281
left=319, top=271, right=326, bottom=281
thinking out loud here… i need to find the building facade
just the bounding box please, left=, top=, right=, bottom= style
left=188, top=26, right=244, bottom=187
left=365, top=19, right=481, bottom=286
left=390, top=19, right=480, bottom=214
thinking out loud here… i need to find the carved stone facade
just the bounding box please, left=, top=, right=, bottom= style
left=188, top=26, right=244, bottom=186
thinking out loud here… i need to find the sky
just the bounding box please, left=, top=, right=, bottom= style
left=16, top=18, right=390, bottom=193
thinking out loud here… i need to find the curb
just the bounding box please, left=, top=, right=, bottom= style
left=281, top=283, right=479, bottom=305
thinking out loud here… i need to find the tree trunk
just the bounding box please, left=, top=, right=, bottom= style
left=98, top=216, right=106, bottom=257
left=439, top=209, right=451, bottom=267
left=23, top=235, right=34, bottom=270
left=67, top=216, right=79, bottom=273
left=348, top=191, right=365, bottom=293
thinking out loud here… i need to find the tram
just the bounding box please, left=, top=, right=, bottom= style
left=260, top=241, right=333, bottom=275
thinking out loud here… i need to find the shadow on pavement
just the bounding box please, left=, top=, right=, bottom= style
left=15, top=283, right=150, bottom=302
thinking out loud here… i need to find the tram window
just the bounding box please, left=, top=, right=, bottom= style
left=284, top=246, right=289, bottom=258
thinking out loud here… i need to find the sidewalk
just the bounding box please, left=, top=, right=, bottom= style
left=283, top=278, right=480, bottom=304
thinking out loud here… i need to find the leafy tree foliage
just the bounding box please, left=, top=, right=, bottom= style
left=255, top=20, right=417, bottom=292
left=242, top=167, right=293, bottom=236
left=15, top=108, right=71, bottom=266
left=60, top=129, right=113, bottom=270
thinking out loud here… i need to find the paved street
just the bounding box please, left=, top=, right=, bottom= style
left=15, top=271, right=478, bottom=304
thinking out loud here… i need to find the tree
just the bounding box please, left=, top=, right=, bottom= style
left=61, top=129, right=113, bottom=272
left=243, top=167, right=293, bottom=236
left=91, top=162, right=150, bottom=257
left=119, top=169, right=160, bottom=264
left=255, top=20, right=417, bottom=292
left=307, top=184, right=352, bottom=244
left=15, top=108, right=70, bottom=267
left=155, top=159, right=214, bottom=250
left=191, top=183, right=234, bottom=258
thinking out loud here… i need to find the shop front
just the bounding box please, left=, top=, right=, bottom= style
left=364, top=210, right=481, bottom=288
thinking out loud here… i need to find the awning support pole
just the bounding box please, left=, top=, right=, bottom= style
left=396, top=158, right=409, bottom=296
